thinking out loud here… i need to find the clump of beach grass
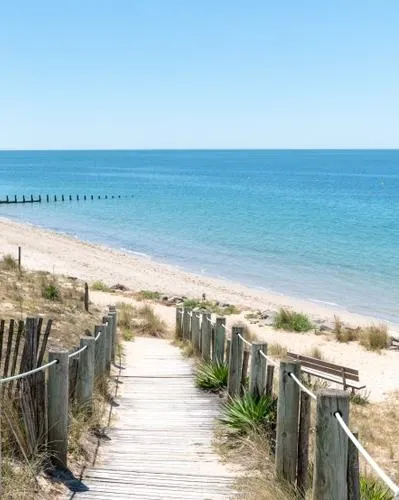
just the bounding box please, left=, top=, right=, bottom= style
left=359, top=324, right=389, bottom=352
left=334, top=315, right=360, bottom=342
left=136, top=290, right=161, bottom=301
left=307, top=346, right=324, bottom=360
left=268, top=342, right=287, bottom=358
left=0, top=253, right=19, bottom=271
left=40, top=276, right=61, bottom=301
left=183, top=298, right=240, bottom=315
left=91, top=280, right=111, bottom=292
left=117, top=302, right=167, bottom=337
left=273, top=308, right=313, bottom=332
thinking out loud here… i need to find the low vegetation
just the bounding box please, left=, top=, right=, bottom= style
left=136, top=290, right=161, bottom=301
left=273, top=308, right=313, bottom=332
left=359, top=324, right=389, bottom=352
left=117, top=302, right=167, bottom=338
left=91, top=280, right=111, bottom=292
left=0, top=253, right=19, bottom=271
left=268, top=342, right=287, bottom=358
left=195, top=361, right=228, bottom=391
left=220, top=393, right=277, bottom=435
left=307, top=346, right=324, bottom=360
left=183, top=298, right=240, bottom=315
left=360, top=476, right=394, bottom=500
left=334, top=316, right=390, bottom=352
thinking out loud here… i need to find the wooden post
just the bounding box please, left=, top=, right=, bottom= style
left=213, top=317, right=226, bottom=364
left=266, top=364, right=275, bottom=396
left=312, top=390, right=350, bottom=500
left=297, top=391, right=311, bottom=496
left=62, top=195, right=64, bottom=201
left=191, top=312, right=201, bottom=354
left=69, top=195, right=72, bottom=201
left=175, top=307, right=183, bottom=340
left=54, top=195, right=57, bottom=202
left=241, top=348, right=250, bottom=393
left=94, top=325, right=106, bottom=378
left=182, top=309, right=190, bottom=341
left=46, top=194, right=49, bottom=202
left=30, top=194, right=33, bottom=202
left=227, top=326, right=244, bottom=397
left=105, top=316, right=113, bottom=372
left=249, top=343, right=267, bottom=398
left=76, top=337, right=95, bottom=413
left=84, top=282, right=89, bottom=312
left=201, top=312, right=212, bottom=361
left=48, top=350, right=69, bottom=469
left=347, top=430, right=360, bottom=500
left=18, top=246, right=21, bottom=271
left=225, top=338, right=231, bottom=366
left=275, top=361, right=301, bottom=484
left=108, top=310, right=117, bottom=362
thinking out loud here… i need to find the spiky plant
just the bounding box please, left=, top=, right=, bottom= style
left=220, top=393, right=277, bottom=435
left=195, top=362, right=228, bottom=391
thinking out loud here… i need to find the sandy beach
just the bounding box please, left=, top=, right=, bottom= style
left=1, top=216, right=398, bottom=402
left=0, top=217, right=396, bottom=331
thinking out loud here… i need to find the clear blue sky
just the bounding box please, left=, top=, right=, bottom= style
left=1, top=1, right=398, bottom=149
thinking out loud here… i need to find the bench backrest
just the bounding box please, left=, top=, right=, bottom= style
left=287, top=352, right=359, bottom=382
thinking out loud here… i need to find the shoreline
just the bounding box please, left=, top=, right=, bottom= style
left=0, top=216, right=398, bottom=333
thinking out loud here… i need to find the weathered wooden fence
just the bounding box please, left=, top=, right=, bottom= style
left=175, top=306, right=399, bottom=500
left=0, top=306, right=118, bottom=471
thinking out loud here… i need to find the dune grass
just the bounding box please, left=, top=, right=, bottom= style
left=0, top=253, right=19, bottom=271
left=359, top=324, right=389, bottom=352
left=136, top=290, right=161, bottom=301
left=117, top=302, right=167, bottom=338
left=183, top=298, right=240, bottom=315
left=273, top=308, right=313, bottom=332
left=91, top=280, right=111, bottom=292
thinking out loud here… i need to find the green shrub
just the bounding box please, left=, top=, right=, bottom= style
left=42, top=283, right=61, bottom=301
left=196, top=362, right=228, bottom=391
left=220, top=393, right=277, bottom=434
left=350, top=390, right=370, bottom=406
left=182, top=298, right=240, bottom=315
left=91, top=280, right=110, bottom=292
left=137, top=290, right=161, bottom=301
left=360, top=476, right=393, bottom=499
left=359, top=325, right=389, bottom=352
left=121, top=327, right=134, bottom=341
left=0, top=254, right=18, bottom=271
left=273, top=308, right=313, bottom=332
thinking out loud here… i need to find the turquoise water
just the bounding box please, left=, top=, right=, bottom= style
left=1, top=150, right=398, bottom=322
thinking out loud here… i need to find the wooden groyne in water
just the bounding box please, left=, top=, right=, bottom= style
left=0, top=194, right=133, bottom=204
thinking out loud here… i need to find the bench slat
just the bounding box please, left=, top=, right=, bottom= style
left=302, top=367, right=365, bottom=389
left=287, top=352, right=359, bottom=380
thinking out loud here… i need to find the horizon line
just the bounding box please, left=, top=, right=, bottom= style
left=1, top=147, right=399, bottom=152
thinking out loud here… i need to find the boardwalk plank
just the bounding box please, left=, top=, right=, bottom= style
left=69, top=337, right=237, bottom=500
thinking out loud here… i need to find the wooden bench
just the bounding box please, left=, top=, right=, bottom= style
left=287, top=352, right=365, bottom=392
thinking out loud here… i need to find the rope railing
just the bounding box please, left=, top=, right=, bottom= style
left=68, top=344, right=88, bottom=359
left=207, top=317, right=216, bottom=326
left=258, top=349, right=277, bottom=366
left=289, top=372, right=317, bottom=400
left=334, top=412, right=399, bottom=498
left=237, top=332, right=251, bottom=347
left=0, top=359, right=58, bottom=384
left=95, top=329, right=102, bottom=342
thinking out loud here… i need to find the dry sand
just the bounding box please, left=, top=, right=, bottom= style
left=1, top=217, right=398, bottom=401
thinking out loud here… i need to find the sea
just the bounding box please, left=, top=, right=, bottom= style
left=0, top=150, right=398, bottom=322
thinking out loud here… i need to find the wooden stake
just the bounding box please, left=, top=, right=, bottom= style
left=312, top=390, right=350, bottom=500
left=227, top=326, right=244, bottom=397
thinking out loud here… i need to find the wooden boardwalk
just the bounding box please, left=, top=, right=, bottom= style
left=71, top=337, right=238, bottom=499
